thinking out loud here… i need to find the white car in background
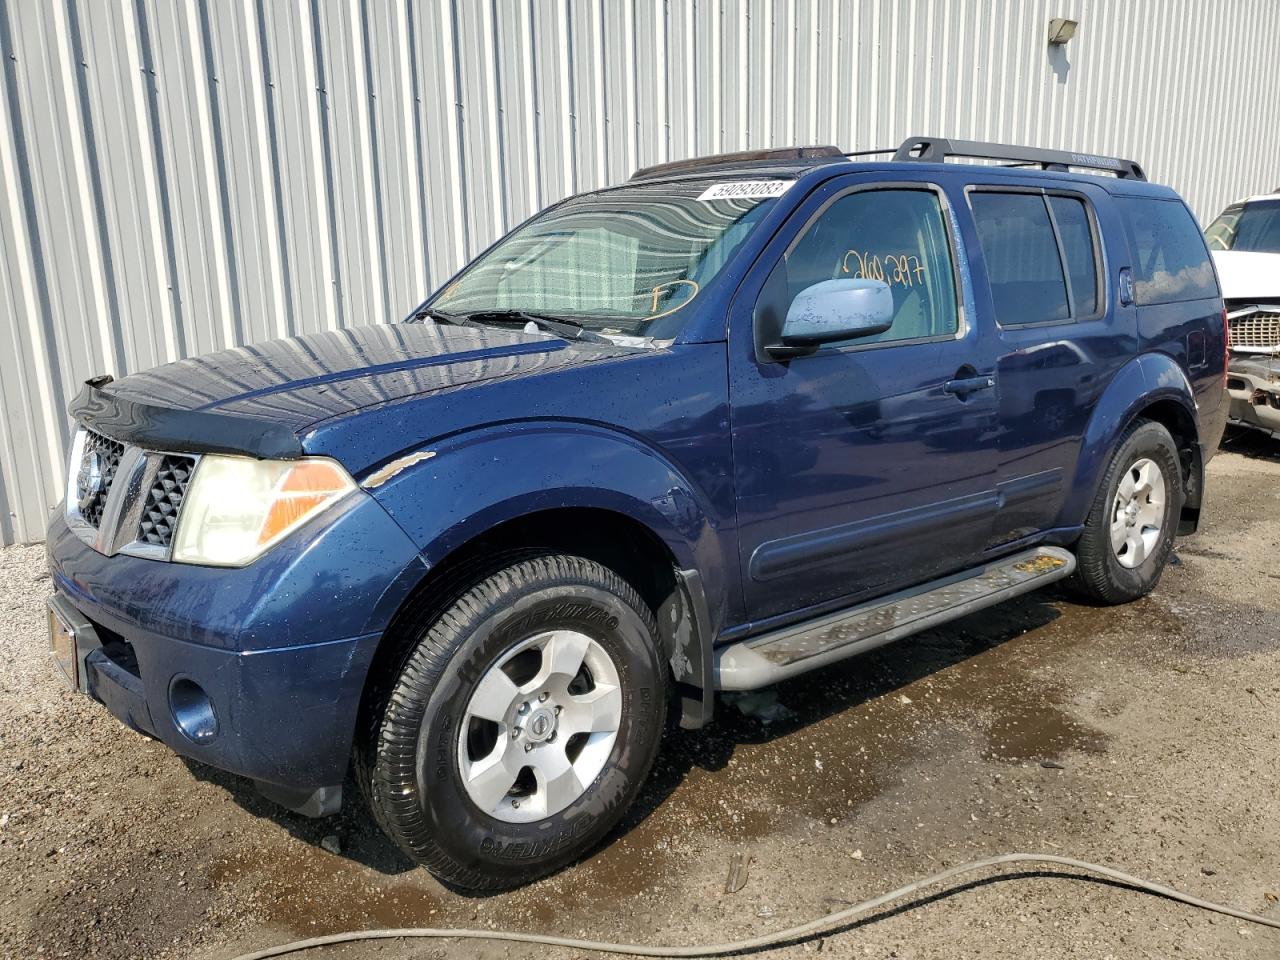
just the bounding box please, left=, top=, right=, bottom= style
left=1206, top=193, right=1280, bottom=438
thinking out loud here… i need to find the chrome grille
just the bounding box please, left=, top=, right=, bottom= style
left=66, top=427, right=200, bottom=561
left=1229, top=311, right=1280, bottom=352
left=137, top=455, right=195, bottom=548
left=76, top=429, right=125, bottom=527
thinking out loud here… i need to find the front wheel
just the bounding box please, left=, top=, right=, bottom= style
left=1070, top=419, right=1183, bottom=605
left=362, top=554, right=667, bottom=891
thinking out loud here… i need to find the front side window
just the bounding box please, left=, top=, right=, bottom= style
left=1205, top=199, right=1280, bottom=254
left=1118, top=197, right=1219, bottom=304
left=776, top=188, right=959, bottom=345
left=429, top=179, right=783, bottom=338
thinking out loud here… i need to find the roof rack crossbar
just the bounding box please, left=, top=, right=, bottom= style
left=893, top=136, right=1147, bottom=181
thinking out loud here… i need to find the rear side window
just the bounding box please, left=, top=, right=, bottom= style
left=1049, top=196, right=1099, bottom=316
left=970, top=191, right=1100, bottom=325
left=1118, top=197, right=1219, bottom=304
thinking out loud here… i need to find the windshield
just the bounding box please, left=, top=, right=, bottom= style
left=1205, top=199, right=1280, bottom=253
left=428, top=179, right=786, bottom=338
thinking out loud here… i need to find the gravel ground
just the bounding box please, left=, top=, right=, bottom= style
left=2, top=429, right=1278, bottom=960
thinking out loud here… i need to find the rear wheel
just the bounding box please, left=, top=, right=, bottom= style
left=362, top=554, right=666, bottom=891
left=1070, top=419, right=1183, bottom=604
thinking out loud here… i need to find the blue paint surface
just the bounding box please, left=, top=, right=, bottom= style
left=47, top=158, right=1228, bottom=796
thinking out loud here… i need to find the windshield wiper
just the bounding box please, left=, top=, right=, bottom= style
left=456, top=310, right=612, bottom=344
left=406, top=306, right=470, bottom=326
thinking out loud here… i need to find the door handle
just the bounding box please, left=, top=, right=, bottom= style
left=944, top=375, right=996, bottom=397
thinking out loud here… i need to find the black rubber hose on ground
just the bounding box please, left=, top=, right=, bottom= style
left=228, top=852, right=1280, bottom=959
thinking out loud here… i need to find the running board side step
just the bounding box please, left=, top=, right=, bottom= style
left=715, top=546, right=1075, bottom=691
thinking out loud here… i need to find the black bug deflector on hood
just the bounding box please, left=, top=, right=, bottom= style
left=64, top=323, right=628, bottom=461
left=70, top=377, right=305, bottom=459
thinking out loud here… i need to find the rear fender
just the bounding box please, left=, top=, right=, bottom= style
left=1064, top=353, right=1200, bottom=526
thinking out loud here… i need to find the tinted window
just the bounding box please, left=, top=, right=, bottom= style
left=971, top=192, right=1070, bottom=325
left=780, top=189, right=958, bottom=345
left=1118, top=197, right=1219, bottom=304
left=1049, top=196, right=1099, bottom=316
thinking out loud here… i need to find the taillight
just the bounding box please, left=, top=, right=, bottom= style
left=1222, top=306, right=1231, bottom=386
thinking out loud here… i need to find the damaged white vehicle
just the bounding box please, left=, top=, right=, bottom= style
left=1206, top=193, right=1280, bottom=438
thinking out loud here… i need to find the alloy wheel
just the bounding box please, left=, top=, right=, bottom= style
left=1109, top=457, right=1167, bottom=569
left=457, top=629, right=622, bottom=823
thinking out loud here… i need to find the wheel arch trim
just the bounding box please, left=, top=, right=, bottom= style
left=361, top=422, right=731, bottom=728
left=1064, top=352, right=1201, bottom=527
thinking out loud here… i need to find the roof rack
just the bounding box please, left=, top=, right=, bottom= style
left=626, top=138, right=1147, bottom=184
left=893, top=135, right=1146, bottom=180
left=630, top=145, right=843, bottom=181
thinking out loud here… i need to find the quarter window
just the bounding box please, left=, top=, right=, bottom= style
left=1118, top=197, right=1219, bottom=304
left=971, top=191, right=1102, bottom=326
left=778, top=189, right=959, bottom=346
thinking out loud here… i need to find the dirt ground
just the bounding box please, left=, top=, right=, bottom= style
left=2, top=428, right=1278, bottom=960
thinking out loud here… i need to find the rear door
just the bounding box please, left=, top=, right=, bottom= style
left=962, top=180, right=1135, bottom=546
left=728, top=174, right=1000, bottom=625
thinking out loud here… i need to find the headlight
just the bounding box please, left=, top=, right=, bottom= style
left=172, top=455, right=356, bottom=566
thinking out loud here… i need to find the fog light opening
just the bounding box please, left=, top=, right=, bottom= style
left=169, top=677, right=218, bottom=743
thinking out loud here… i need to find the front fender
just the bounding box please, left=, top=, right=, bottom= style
left=365, top=421, right=732, bottom=623
left=1063, top=352, right=1199, bottom=525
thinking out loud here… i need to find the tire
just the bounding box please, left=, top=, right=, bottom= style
left=1070, top=419, right=1183, bottom=605
left=362, top=554, right=667, bottom=891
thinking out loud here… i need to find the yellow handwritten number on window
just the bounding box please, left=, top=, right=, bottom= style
left=841, top=250, right=926, bottom=288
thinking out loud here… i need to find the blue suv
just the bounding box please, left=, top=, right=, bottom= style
left=46, top=137, right=1228, bottom=890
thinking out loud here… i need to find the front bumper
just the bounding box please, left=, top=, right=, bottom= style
left=1226, top=354, right=1280, bottom=437
left=45, top=491, right=426, bottom=813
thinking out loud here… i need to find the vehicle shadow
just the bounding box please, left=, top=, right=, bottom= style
left=1219, top=424, right=1280, bottom=461
left=618, top=591, right=1064, bottom=837
left=180, top=758, right=421, bottom=876
left=182, top=589, right=1065, bottom=887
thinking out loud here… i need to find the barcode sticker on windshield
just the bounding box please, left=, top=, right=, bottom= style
left=698, top=180, right=793, bottom=202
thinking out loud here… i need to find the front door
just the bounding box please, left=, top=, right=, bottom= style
left=729, top=177, right=1000, bottom=624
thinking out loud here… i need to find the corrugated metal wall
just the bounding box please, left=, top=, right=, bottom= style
left=2, top=0, right=1278, bottom=545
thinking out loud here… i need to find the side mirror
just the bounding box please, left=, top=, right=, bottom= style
left=770, top=279, right=895, bottom=358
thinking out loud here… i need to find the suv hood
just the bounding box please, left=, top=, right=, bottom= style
left=75, top=323, right=631, bottom=457
left=1212, top=251, right=1280, bottom=302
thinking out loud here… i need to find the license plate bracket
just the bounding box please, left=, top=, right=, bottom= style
left=48, top=601, right=79, bottom=690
